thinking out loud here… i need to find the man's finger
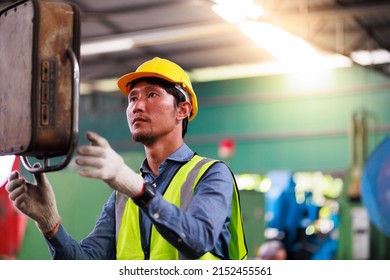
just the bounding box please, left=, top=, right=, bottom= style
left=78, top=167, right=104, bottom=180
left=86, top=131, right=108, bottom=147
left=76, top=144, right=105, bottom=157
left=8, top=170, right=19, bottom=181
left=8, top=184, right=26, bottom=201
left=5, top=176, right=25, bottom=193
left=75, top=155, right=103, bottom=169
left=33, top=171, right=49, bottom=188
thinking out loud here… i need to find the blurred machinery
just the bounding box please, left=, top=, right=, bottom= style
left=338, top=110, right=390, bottom=259
left=257, top=111, right=390, bottom=260
left=361, top=136, right=390, bottom=238
left=261, top=170, right=341, bottom=260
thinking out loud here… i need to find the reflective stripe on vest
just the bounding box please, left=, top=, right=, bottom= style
left=116, top=155, right=247, bottom=260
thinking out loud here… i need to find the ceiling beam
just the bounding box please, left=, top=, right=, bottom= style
left=269, top=2, right=390, bottom=22
left=82, top=22, right=238, bottom=50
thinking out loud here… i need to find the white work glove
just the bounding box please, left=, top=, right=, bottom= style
left=75, top=131, right=144, bottom=198
left=6, top=169, right=60, bottom=235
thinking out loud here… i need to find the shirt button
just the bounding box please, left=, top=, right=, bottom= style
left=153, top=212, right=160, bottom=219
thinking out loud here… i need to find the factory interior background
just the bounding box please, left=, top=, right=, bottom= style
left=1, top=0, right=390, bottom=260
left=2, top=63, right=389, bottom=260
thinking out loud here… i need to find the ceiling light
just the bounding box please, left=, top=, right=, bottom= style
left=212, top=0, right=265, bottom=23
left=351, top=49, right=390, bottom=65
left=188, top=53, right=351, bottom=83
left=80, top=78, right=120, bottom=94
left=239, top=21, right=325, bottom=69
left=80, top=83, right=93, bottom=95
left=189, top=61, right=289, bottom=81
left=93, top=78, right=120, bottom=93
left=81, top=37, right=134, bottom=56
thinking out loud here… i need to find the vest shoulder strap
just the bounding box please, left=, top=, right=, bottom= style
left=180, top=155, right=218, bottom=210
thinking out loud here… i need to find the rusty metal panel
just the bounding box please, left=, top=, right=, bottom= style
left=0, top=0, right=80, bottom=172
left=0, top=1, right=34, bottom=155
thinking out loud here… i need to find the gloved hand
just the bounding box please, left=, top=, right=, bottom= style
left=6, top=169, right=60, bottom=236
left=75, top=131, right=144, bottom=198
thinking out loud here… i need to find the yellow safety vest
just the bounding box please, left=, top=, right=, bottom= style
left=115, top=155, right=247, bottom=260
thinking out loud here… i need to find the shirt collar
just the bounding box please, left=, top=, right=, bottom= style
left=140, top=143, right=194, bottom=175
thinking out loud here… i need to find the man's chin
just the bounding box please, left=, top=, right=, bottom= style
left=132, top=133, right=155, bottom=146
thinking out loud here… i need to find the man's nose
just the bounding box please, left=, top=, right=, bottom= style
left=132, top=97, right=146, bottom=112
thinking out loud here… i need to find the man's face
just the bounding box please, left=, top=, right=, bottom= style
left=126, top=81, right=179, bottom=145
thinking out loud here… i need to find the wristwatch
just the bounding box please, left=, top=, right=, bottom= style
left=132, top=181, right=156, bottom=207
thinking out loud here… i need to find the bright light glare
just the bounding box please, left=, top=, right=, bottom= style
left=0, top=155, right=15, bottom=187
left=322, top=53, right=352, bottom=69
left=239, top=21, right=325, bottom=69
left=189, top=61, right=288, bottom=81
left=351, top=49, right=390, bottom=65
left=81, top=38, right=134, bottom=56
left=259, top=177, right=272, bottom=193
left=236, top=175, right=256, bottom=190
left=212, top=4, right=245, bottom=23
left=188, top=53, right=350, bottom=82
left=212, top=0, right=264, bottom=23
left=285, top=53, right=351, bottom=92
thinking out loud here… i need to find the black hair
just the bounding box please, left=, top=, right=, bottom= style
left=129, top=77, right=189, bottom=138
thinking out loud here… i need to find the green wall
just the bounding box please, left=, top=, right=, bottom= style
left=190, top=66, right=389, bottom=173
left=16, top=64, right=390, bottom=259
left=77, top=64, right=390, bottom=173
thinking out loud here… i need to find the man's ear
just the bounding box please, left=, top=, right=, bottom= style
left=177, top=102, right=192, bottom=120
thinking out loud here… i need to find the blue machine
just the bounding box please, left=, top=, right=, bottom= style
left=263, top=170, right=339, bottom=259
left=361, top=136, right=390, bottom=237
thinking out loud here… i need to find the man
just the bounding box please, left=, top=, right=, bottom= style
left=6, top=57, right=247, bottom=260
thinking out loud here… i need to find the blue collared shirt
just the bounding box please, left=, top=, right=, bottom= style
left=46, top=144, right=234, bottom=259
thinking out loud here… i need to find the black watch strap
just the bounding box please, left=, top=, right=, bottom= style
left=132, top=181, right=156, bottom=207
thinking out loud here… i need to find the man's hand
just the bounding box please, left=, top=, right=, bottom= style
left=75, top=131, right=144, bottom=198
left=6, top=170, right=60, bottom=235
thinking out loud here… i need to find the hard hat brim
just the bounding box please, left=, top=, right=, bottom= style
left=118, top=71, right=176, bottom=94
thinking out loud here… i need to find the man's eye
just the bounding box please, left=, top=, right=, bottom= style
left=148, top=92, right=158, bottom=98
left=129, top=96, right=137, bottom=102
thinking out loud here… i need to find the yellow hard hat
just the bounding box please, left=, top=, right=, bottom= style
left=117, top=57, right=198, bottom=121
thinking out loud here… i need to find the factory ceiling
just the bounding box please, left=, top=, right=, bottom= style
left=1, top=0, right=390, bottom=90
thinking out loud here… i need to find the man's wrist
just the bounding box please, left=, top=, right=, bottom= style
left=132, top=181, right=156, bottom=207
left=37, top=217, right=61, bottom=238
left=44, top=221, right=61, bottom=238
left=133, top=182, right=145, bottom=198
